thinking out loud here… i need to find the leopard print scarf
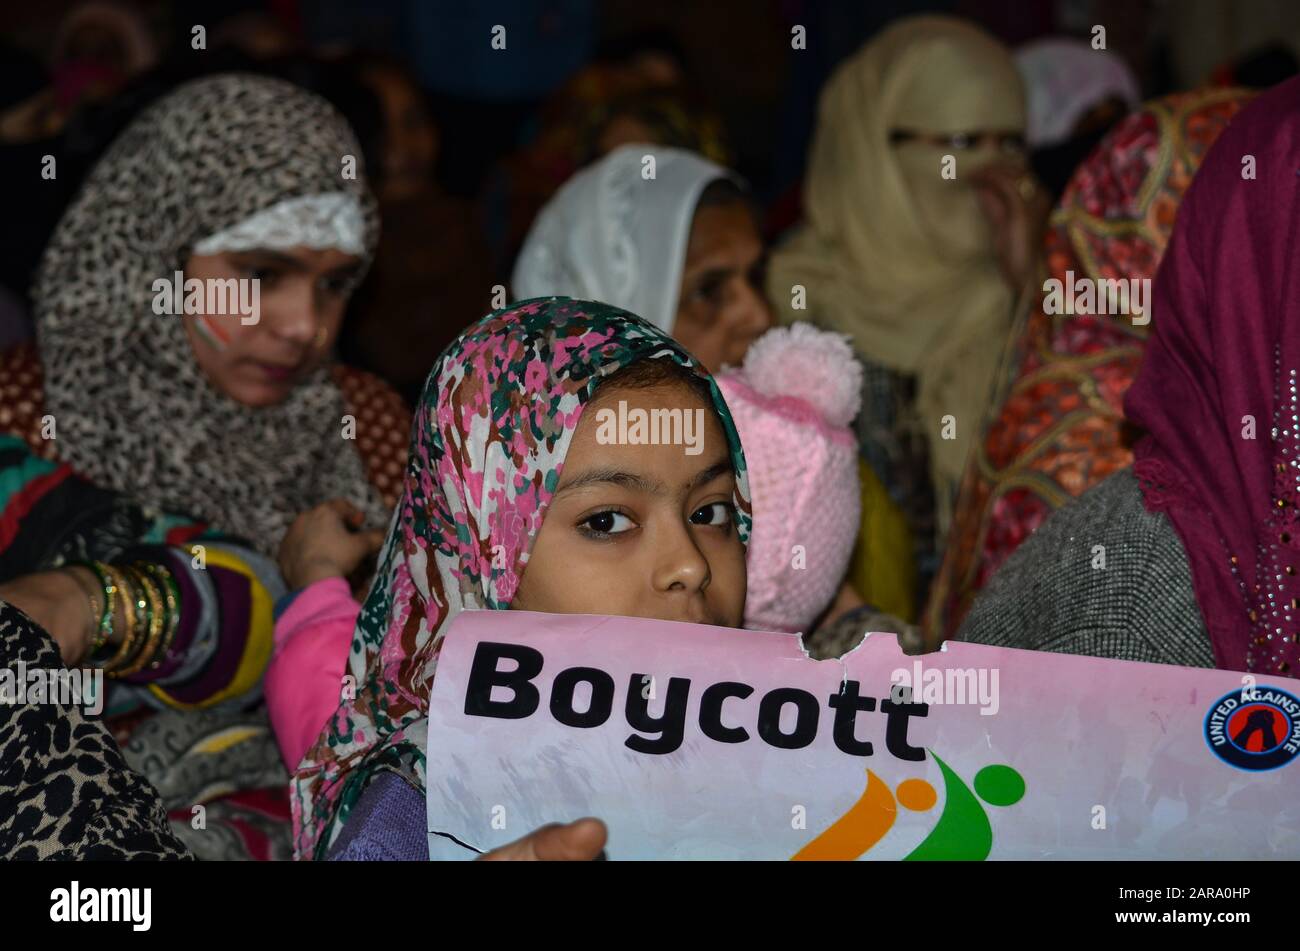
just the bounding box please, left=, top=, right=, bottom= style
left=0, top=600, right=192, bottom=859
left=33, top=73, right=386, bottom=553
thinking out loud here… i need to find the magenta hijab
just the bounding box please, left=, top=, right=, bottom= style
left=1126, top=76, right=1300, bottom=676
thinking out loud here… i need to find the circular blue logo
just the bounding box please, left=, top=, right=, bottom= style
left=1204, top=685, right=1300, bottom=771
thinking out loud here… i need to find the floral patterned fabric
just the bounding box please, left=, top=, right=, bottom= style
left=925, top=89, right=1251, bottom=645
left=291, top=297, right=752, bottom=859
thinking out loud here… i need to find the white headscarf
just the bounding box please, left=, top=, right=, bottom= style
left=511, top=144, right=740, bottom=333
left=1015, top=38, right=1140, bottom=149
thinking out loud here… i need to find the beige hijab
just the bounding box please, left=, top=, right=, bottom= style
left=767, top=15, right=1026, bottom=535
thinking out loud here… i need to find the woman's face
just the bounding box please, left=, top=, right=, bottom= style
left=182, top=246, right=362, bottom=407
left=513, top=379, right=746, bottom=627
left=892, top=131, right=1026, bottom=256
left=673, top=201, right=773, bottom=372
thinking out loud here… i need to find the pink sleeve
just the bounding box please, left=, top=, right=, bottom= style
left=264, top=577, right=361, bottom=771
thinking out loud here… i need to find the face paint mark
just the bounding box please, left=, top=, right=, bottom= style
left=194, top=313, right=232, bottom=352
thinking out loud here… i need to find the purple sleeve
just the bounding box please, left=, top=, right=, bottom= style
left=327, top=772, right=431, bottom=862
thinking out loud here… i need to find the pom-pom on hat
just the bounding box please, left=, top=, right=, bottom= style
left=716, top=323, right=862, bottom=633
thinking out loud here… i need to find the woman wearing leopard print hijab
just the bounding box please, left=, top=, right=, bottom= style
left=0, top=74, right=410, bottom=859
left=26, top=72, right=404, bottom=547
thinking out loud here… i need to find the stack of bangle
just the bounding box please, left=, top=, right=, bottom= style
left=71, top=559, right=181, bottom=678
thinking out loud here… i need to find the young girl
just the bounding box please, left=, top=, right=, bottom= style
left=711, top=323, right=919, bottom=656
left=272, top=297, right=753, bottom=859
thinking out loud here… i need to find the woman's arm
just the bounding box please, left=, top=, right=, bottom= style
left=956, top=469, right=1214, bottom=667
left=0, top=433, right=283, bottom=707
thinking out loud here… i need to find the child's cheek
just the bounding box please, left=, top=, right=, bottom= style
left=710, top=538, right=748, bottom=625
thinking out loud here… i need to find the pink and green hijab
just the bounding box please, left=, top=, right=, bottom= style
left=291, top=297, right=752, bottom=858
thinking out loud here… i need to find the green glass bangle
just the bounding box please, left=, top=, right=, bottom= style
left=136, top=561, right=180, bottom=669
left=68, top=559, right=115, bottom=658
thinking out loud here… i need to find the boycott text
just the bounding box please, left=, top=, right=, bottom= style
left=464, top=641, right=929, bottom=760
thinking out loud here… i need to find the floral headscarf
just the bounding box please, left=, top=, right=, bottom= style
left=291, top=297, right=752, bottom=859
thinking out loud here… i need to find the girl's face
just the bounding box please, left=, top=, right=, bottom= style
left=513, top=379, right=746, bottom=627
left=183, top=246, right=362, bottom=407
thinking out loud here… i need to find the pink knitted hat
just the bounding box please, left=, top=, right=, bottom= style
left=716, top=323, right=862, bottom=633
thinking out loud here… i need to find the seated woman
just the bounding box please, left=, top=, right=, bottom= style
left=956, top=76, right=1300, bottom=679
left=511, top=143, right=770, bottom=373
left=282, top=298, right=751, bottom=860
left=766, top=16, right=1045, bottom=613
left=0, top=73, right=408, bottom=859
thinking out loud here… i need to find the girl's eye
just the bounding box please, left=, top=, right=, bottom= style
left=690, top=501, right=733, bottom=527
left=580, top=510, right=635, bottom=537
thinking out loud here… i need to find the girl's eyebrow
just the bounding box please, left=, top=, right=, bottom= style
left=326, top=262, right=364, bottom=281
left=556, top=467, right=663, bottom=496
left=685, top=265, right=736, bottom=287
left=555, top=457, right=733, bottom=498
left=687, top=459, right=733, bottom=491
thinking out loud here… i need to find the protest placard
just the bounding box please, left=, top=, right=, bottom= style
left=425, top=611, right=1300, bottom=859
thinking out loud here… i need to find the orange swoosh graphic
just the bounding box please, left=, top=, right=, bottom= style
left=791, top=769, right=896, bottom=861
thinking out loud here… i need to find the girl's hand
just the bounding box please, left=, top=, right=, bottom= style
left=476, top=818, right=608, bottom=861
left=278, top=499, right=385, bottom=591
